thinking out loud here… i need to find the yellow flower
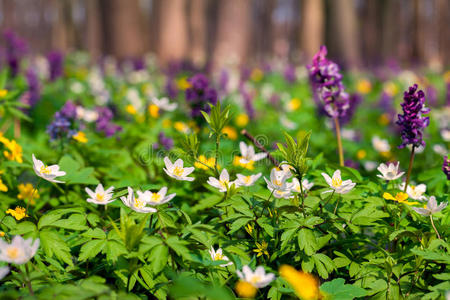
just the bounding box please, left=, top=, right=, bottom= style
left=174, top=121, right=190, bottom=133
left=443, top=70, right=450, bottom=83
left=253, top=241, right=269, bottom=257
left=251, top=68, right=264, bottom=82
left=245, top=223, right=254, bottom=235
left=162, top=119, right=172, bottom=128
left=279, top=265, right=321, bottom=300
left=236, top=113, right=249, bottom=127
left=378, top=113, right=390, bottom=125
left=287, top=98, right=301, bottom=111
left=383, top=192, right=418, bottom=205
left=0, top=178, right=7, bottom=192
left=235, top=280, right=257, bottom=298
left=0, top=231, right=5, bottom=237
left=356, top=79, right=372, bottom=94
left=6, top=206, right=28, bottom=220
left=194, top=155, right=218, bottom=170
left=176, top=77, right=191, bottom=90
left=356, top=150, right=366, bottom=160
left=384, top=82, right=398, bottom=96
left=72, top=131, right=88, bottom=143
left=126, top=104, right=137, bottom=115
left=0, top=137, right=23, bottom=163
left=0, top=89, right=8, bottom=98
left=222, top=126, right=237, bottom=140
left=233, top=156, right=255, bottom=170
left=17, top=183, right=39, bottom=205
left=148, top=104, right=159, bottom=118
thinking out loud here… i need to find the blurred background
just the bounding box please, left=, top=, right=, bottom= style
left=0, top=0, right=449, bottom=70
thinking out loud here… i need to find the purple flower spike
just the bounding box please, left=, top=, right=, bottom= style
left=396, top=84, right=430, bottom=149
left=47, top=51, right=64, bottom=81
left=443, top=156, right=450, bottom=180
left=306, top=45, right=350, bottom=119
left=185, top=74, right=218, bottom=117
left=2, top=30, right=27, bottom=77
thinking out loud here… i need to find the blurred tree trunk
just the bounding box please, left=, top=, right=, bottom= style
left=330, top=0, right=360, bottom=69
left=437, top=0, right=449, bottom=67
left=189, top=0, right=207, bottom=66
left=213, top=0, right=251, bottom=68
left=86, top=0, right=102, bottom=61
left=157, top=0, right=188, bottom=64
left=51, top=0, right=75, bottom=52
left=101, top=0, right=145, bottom=59
left=300, top=0, right=324, bottom=61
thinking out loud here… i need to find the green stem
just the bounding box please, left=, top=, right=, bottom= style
left=333, top=195, right=341, bottom=215
left=404, top=145, right=416, bottom=192
left=214, top=134, right=220, bottom=176
left=25, top=264, right=34, bottom=296
left=333, top=117, right=344, bottom=166
left=430, top=215, right=441, bottom=239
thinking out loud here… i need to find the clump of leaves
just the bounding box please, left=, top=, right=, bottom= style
left=277, top=130, right=312, bottom=179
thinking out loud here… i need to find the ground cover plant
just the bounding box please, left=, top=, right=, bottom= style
left=0, top=33, right=449, bottom=299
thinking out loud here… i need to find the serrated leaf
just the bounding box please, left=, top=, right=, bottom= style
left=320, top=278, right=368, bottom=300
left=79, top=239, right=106, bottom=261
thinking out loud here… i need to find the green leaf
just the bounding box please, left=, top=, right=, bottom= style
left=298, top=228, right=318, bottom=255
left=105, top=240, right=127, bottom=262
left=320, top=278, right=368, bottom=300
left=40, top=230, right=73, bottom=266
left=58, top=155, right=99, bottom=185
left=9, top=221, right=36, bottom=235
left=82, top=228, right=106, bottom=239
left=78, top=239, right=107, bottom=261
left=150, top=243, right=168, bottom=274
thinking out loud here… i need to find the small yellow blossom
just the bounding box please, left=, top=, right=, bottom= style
left=235, top=280, right=257, bottom=298
left=236, top=113, right=249, bottom=127
left=6, top=207, right=28, bottom=220
left=380, top=151, right=391, bottom=159
left=356, top=149, right=367, bottom=160
left=245, top=223, right=254, bottom=235
left=72, top=131, right=88, bottom=143
left=279, top=265, right=321, bottom=300
left=0, top=137, right=23, bottom=163
left=0, top=178, right=7, bottom=192
left=187, top=121, right=199, bottom=133
left=287, top=98, right=301, bottom=111
left=0, top=89, right=8, bottom=98
left=176, top=77, right=191, bottom=90
left=194, top=155, right=218, bottom=170
left=233, top=156, right=255, bottom=170
left=356, top=79, right=372, bottom=94
left=162, top=119, right=172, bottom=128
left=383, top=192, right=418, bottom=205
left=251, top=68, right=264, bottom=82
left=253, top=241, right=269, bottom=258
left=148, top=104, right=159, bottom=118
left=126, top=104, right=137, bottom=115
left=174, top=121, right=190, bottom=133
left=0, top=232, right=5, bottom=237
left=222, top=126, right=237, bottom=140
left=17, top=183, right=40, bottom=205
left=378, top=113, right=390, bottom=125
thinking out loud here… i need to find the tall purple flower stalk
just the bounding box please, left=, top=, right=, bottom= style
left=306, top=45, right=350, bottom=119
left=153, top=132, right=174, bottom=151
left=95, top=107, right=122, bottom=137
left=19, top=68, right=41, bottom=109
left=396, top=84, right=430, bottom=149
left=2, top=30, right=27, bottom=77
left=47, top=51, right=64, bottom=81
left=185, top=74, right=218, bottom=117
left=443, top=156, right=450, bottom=180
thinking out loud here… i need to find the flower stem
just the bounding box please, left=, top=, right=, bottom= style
left=333, top=195, right=341, bottom=215
left=333, top=117, right=344, bottom=166
left=25, top=264, right=34, bottom=296
left=214, top=134, right=220, bottom=176
left=430, top=215, right=441, bottom=239
left=404, top=145, right=416, bottom=192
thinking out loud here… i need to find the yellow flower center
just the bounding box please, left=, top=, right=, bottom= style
left=134, top=198, right=145, bottom=209
left=250, top=275, right=261, bottom=285
left=173, top=166, right=184, bottom=177
left=244, top=176, right=252, bottom=184
left=96, top=193, right=105, bottom=202
left=40, top=166, right=51, bottom=175
left=274, top=179, right=282, bottom=186
left=332, top=177, right=342, bottom=188
left=214, top=253, right=224, bottom=260
left=150, top=193, right=161, bottom=203
left=220, top=180, right=229, bottom=189
left=7, top=247, right=19, bottom=259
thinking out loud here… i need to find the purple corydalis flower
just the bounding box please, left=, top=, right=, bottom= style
left=2, top=30, right=27, bottom=77
left=153, top=132, right=174, bottom=151
left=25, top=68, right=41, bottom=106
left=60, top=101, right=77, bottom=119
left=47, top=51, right=64, bottom=81
left=443, top=156, right=450, bottom=180
left=46, top=101, right=78, bottom=140
left=185, top=74, right=217, bottom=117
left=446, top=82, right=450, bottom=106
left=95, top=107, right=122, bottom=137
left=396, top=84, right=430, bottom=149
left=239, top=85, right=255, bottom=119
left=307, top=45, right=350, bottom=119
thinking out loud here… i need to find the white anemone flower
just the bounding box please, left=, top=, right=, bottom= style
left=146, top=187, right=176, bottom=206
left=0, top=236, right=39, bottom=265
left=264, top=168, right=293, bottom=199
left=412, top=196, right=447, bottom=216
left=290, top=178, right=314, bottom=193
left=207, top=169, right=235, bottom=192
left=120, top=187, right=157, bottom=213
left=163, top=157, right=195, bottom=181
left=235, top=173, right=262, bottom=187
left=85, top=184, right=115, bottom=205
left=151, top=97, right=177, bottom=111
left=209, top=247, right=233, bottom=267
left=398, top=183, right=427, bottom=200
left=377, top=162, right=405, bottom=181
left=321, top=170, right=356, bottom=194
left=239, top=142, right=267, bottom=164
left=32, top=154, right=66, bottom=183
left=372, top=136, right=391, bottom=153
left=0, top=267, right=9, bottom=280
left=237, top=265, right=275, bottom=288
